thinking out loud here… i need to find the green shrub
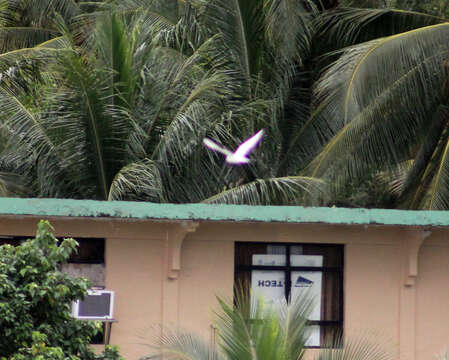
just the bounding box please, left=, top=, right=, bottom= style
left=0, top=220, right=122, bottom=360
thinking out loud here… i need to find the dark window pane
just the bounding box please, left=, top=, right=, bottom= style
left=0, top=236, right=26, bottom=246
left=69, top=238, right=104, bottom=264
left=301, top=244, right=343, bottom=268
left=290, top=245, right=303, bottom=255
left=320, top=325, right=343, bottom=348
left=236, top=243, right=286, bottom=266
left=321, top=272, right=343, bottom=322
left=0, top=236, right=105, bottom=264
left=290, top=253, right=323, bottom=267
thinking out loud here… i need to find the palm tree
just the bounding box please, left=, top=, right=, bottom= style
left=101, top=0, right=327, bottom=205
left=0, top=1, right=327, bottom=205
left=0, top=8, right=232, bottom=201
left=9, top=1, right=440, bottom=207
left=300, top=7, right=449, bottom=209
left=145, top=290, right=392, bottom=360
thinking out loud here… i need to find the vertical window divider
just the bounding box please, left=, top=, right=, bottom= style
left=285, top=245, right=291, bottom=301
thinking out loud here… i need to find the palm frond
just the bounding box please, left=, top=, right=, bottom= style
left=425, top=130, right=449, bottom=210
left=277, top=291, right=315, bottom=360
left=203, top=0, right=265, bottom=88
left=0, top=0, right=82, bottom=51
left=152, top=70, right=232, bottom=171
left=146, top=288, right=392, bottom=360
left=95, top=12, right=140, bottom=108
left=108, top=159, right=166, bottom=202
left=27, top=0, right=81, bottom=24
left=394, top=105, right=448, bottom=204
left=143, top=328, right=223, bottom=360
left=319, top=7, right=448, bottom=50
left=145, top=33, right=236, bottom=168
left=317, top=334, right=393, bottom=360
left=307, top=24, right=449, bottom=188
left=201, top=176, right=324, bottom=205
left=153, top=1, right=206, bottom=54
left=214, top=289, right=314, bottom=360
left=0, top=82, right=55, bottom=157
left=0, top=80, right=72, bottom=197
left=276, top=70, right=315, bottom=175
left=0, top=170, right=31, bottom=197
left=0, top=27, right=60, bottom=52
left=108, top=0, right=182, bottom=24
left=0, top=45, right=61, bottom=74
left=264, top=0, right=316, bottom=67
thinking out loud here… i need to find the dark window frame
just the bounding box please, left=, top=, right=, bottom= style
left=234, top=242, right=344, bottom=349
left=0, top=236, right=105, bottom=264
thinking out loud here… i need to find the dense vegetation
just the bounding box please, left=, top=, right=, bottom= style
left=0, top=0, right=447, bottom=209
left=0, top=220, right=122, bottom=359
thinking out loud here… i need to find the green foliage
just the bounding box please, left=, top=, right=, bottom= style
left=1, top=0, right=449, bottom=209
left=0, top=1, right=323, bottom=205
left=340, top=0, right=449, bottom=17
left=309, top=12, right=449, bottom=209
left=0, top=220, right=122, bottom=360
left=147, top=290, right=392, bottom=360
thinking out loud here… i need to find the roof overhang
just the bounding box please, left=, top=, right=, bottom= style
left=0, top=197, right=448, bottom=227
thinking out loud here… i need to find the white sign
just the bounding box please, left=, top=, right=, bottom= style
left=251, top=254, right=285, bottom=307
left=291, top=255, right=323, bottom=347
left=251, top=254, right=323, bottom=347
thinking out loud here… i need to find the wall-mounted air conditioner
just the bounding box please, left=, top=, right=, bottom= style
left=72, top=289, right=114, bottom=320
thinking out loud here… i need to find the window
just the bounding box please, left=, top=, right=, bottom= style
left=68, top=238, right=104, bottom=264
left=0, top=236, right=104, bottom=264
left=235, top=243, right=344, bottom=348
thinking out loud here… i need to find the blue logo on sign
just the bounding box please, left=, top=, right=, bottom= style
left=295, top=276, right=313, bottom=287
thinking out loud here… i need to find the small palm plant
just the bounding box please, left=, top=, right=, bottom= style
left=144, top=289, right=392, bottom=360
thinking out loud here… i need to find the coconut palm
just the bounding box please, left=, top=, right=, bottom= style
left=300, top=7, right=449, bottom=209
left=8, top=1, right=439, bottom=206
left=0, top=2, right=326, bottom=205
left=145, top=290, right=392, bottom=360
left=99, top=0, right=327, bottom=204
left=0, top=8, right=225, bottom=201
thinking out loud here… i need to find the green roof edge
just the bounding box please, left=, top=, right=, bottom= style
left=0, top=197, right=449, bottom=227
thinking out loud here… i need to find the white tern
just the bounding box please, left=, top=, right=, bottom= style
left=203, top=129, right=264, bottom=164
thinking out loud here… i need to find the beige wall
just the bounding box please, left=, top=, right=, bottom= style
left=416, top=232, right=449, bottom=360
left=106, top=236, right=164, bottom=356
left=0, top=216, right=448, bottom=360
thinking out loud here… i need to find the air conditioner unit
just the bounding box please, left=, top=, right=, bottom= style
left=72, top=289, right=114, bottom=320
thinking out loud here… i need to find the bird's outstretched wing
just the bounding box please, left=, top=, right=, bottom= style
left=234, top=129, right=264, bottom=157
left=203, top=138, right=232, bottom=156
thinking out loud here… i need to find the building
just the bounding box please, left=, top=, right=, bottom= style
left=0, top=198, right=448, bottom=360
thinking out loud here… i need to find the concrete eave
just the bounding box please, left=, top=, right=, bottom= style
left=0, top=197, right=448, bottom=228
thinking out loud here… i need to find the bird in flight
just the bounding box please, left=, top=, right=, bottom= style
left=203, top=129, right=264, bottom=164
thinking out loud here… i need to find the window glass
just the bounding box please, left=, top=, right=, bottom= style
left=235, top=242, right=344, bottom=348
left=69, top=238, right=104, bottom=264
left=237, top=243, right=287, bottom=266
